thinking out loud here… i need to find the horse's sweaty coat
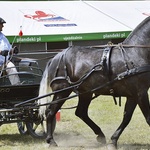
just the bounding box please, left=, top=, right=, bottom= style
left=38, top=16, right=150, bottom=149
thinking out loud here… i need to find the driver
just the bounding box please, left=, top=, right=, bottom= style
left=0, top=17, right=20, bottom=85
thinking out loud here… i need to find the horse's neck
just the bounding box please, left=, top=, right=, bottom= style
left=124, top=17, right=150, bottom=45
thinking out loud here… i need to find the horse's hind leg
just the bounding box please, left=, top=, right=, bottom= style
left=75, top=93, right=106, bottom=145
left=108, top=97, right=137, bottom=149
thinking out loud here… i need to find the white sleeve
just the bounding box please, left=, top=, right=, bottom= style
left=0, top=34, right=11, bottom=51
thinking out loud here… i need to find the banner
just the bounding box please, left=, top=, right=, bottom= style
left=0, top=1, right=149, bottom=43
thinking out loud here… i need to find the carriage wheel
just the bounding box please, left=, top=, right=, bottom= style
left=17, top=122, right=29, bottom=135
left=26, top=116, right=56, bottom=139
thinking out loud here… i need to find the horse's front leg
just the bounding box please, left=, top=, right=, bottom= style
left=137, top=91, right=150, bottom=126
left=75, top=93, right=106, bottom=145
left=46, top=84, right=72, bottom=147
left=46, top=92, right=66, bottom=147
left=108, top=97, right=137, bottom=150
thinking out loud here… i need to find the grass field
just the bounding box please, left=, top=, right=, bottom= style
left=0, top=95, right=150, bottom=150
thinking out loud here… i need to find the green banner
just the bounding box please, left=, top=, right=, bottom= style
left=7, top=31, right=131, bottom=44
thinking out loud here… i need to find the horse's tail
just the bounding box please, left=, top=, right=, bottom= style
left=37, top=62, right=52, bottom=118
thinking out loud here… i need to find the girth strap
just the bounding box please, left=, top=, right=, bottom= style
left=100, top=45, right=113, bottom=80
left=100, top=45, right=118, bottom=104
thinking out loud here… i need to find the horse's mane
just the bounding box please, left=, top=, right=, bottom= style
left=124, top=16, right=150, bottom=44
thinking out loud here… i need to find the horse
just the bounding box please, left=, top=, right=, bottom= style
left=37, top=16, right=150, bottom=150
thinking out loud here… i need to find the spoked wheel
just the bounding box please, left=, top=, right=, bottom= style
left=26, top=116, right=56, bottom=139
left=17, top=122, right=29, bottom=135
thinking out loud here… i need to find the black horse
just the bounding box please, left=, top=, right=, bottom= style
left=38, top=16, right=150, bottom=149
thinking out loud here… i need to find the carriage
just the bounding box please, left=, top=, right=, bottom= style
left=0, top=57, right=52, bottom=139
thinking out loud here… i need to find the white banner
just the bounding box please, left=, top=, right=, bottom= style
left=0, top=1, right=149, bottom=38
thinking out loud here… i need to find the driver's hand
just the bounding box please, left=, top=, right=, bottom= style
left=1, top=50, right=9, bottom=56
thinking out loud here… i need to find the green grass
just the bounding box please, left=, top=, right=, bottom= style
left=0, top=95, right=150, bottom=150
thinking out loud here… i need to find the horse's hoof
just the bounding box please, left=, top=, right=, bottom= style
left=49, top=143, right=58, bottom=147
left=107, top=143, right=117, bottom=150
left=49, top=141, right=58, bottom=147
left=46, top=138, right=58, bottom=147
left=96, top=135, right=106, bottom=145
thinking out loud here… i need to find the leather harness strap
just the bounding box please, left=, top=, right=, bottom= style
left=49, top=44, right=150, bottom=106
left=100, top=45, right=119, bottom=105
left=92, top=43, right=150, bottom=49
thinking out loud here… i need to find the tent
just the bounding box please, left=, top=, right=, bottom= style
left=0, top=1, right=149, bottom=43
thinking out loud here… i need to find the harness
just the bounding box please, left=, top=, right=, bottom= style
left=98, top=44, right=119, bottom=104
left=50, top=44, right=150, bottom=106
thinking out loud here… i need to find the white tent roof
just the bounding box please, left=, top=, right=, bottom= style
left=0, top=1, right=149, bottom=43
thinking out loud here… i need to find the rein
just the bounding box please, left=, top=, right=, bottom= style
left=15, top=64, right=150, bottom=108
left=91, top=43, right=150, bottom=49
left=13, top=55, right=56, bottom=62
left=15, top=43, right=150, bottom=109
